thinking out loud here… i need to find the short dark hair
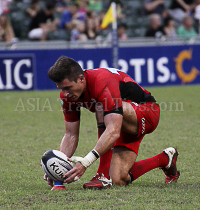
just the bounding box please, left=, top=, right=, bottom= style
left=46, top=0, right=56, bottom=10
left=118, top=23, right=127, bottom=30
left=48, top=56, right=84, bottom=83
left=164, top=17, right=173, bottom=27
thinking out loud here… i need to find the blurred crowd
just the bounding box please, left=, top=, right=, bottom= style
left=0, top=0, right=200, bottom=43
left=144, top=0, right=200, bottom=38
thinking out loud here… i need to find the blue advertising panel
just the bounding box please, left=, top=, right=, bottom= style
left=119, top=45, right=200, bottom=86
left=0, top=44, right=199, bottom=91
left=0, top=54, right=35, bottom=90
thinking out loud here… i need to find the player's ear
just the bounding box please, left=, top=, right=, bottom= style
left=79, top=74, right=85, bottom=83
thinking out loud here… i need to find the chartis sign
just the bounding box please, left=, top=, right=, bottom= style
left=175, top=49, right=200, bottom=84
left=0, top=45, right=199, bottom=91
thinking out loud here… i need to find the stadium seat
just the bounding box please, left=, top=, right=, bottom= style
left=134, top=27, right=147, bottom=37
left=16, top=2, right=30, bottom=11
left=48, top=30, right=70, bottom=41
left=98, top=28, right=111, bottom=38
left=9, top=2, right=19, bottom=12
left=10, top=11, right=24, bottom=38
left=39, top=1, right=46, bottom=9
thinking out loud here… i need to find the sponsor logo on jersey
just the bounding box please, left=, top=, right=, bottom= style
left=141, top=118, right=146, bottom=134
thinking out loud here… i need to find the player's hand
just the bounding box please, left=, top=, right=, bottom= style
left=44, top=173, right=53, bottom=187
left=63, top=162, right=86, bottom=184
left=40, top=162, right=54, bottom=187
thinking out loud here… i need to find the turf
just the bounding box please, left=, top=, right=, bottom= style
left=1, top=85, right=200, bottom=210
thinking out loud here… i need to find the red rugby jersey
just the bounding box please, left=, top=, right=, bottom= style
left=60, top=68, right=156, bottom=122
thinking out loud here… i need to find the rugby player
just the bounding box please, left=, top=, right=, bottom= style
left=46, top=56, right=180, bottom=189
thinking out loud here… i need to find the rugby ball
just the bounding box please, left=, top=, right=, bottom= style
left=41, top=150, right=73, bottom=181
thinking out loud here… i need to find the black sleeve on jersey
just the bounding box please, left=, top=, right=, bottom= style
left=104, top=106, right=123, bottom=116
left=120, top=81, right=156, bottom=104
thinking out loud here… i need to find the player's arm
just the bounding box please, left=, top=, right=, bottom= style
left=63, top=112, right=122, bottom=183
left=44, top=120, right=80, bottom=186
left=94, top=113, right=122, bottom=156
left=60, top=120, right=80, bottom=157
left=64, top=77, right=124, bottom=183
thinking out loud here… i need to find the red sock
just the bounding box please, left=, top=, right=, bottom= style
left=129, top=152, right=169, bottom=181
left=97, top=126, right=112, bottom=178
left=97, top=149, right=112, bottom=178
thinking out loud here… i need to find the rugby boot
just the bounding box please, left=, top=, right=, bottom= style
left=83, top=173, right=112, bottom=189
left=162, top=147, right=180, bottom=183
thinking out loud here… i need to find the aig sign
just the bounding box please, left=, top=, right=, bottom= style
left=0, top=55, right=34, bottom=90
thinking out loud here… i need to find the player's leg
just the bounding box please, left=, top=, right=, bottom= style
left=114, top=102, right=179, bottom=184
left=83, top=103, right=112, bottom=189
left=121, top=101, right=138, bottom=134
left=122, top=101, right=160, bottom=135
left=129, top=147, right=180, bottom=183
left=110, top=145, right=180, bottom=185
left=110, top=145, right=137, bottom=185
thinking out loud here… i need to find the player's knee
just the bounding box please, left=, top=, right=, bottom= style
left=111, top=173, right=129, bottom=186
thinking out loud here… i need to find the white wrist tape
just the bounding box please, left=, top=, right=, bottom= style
left=71, top=149, right=100, bottom=168
left=83, top=149, right=100, bottom=168
left=84, top=149, right=99, bottom=168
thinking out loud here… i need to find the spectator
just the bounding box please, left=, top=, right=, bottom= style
left=77, top=0, right=88, bottom=21
left=118, top=23, right=128, bottom=40
left=26, top=0, right=40, bottom=18
left=28, top=0, right=58, bottom=40
left=144, top=0, right=168, bottom=17
left=0, top=0, right=12, bottom=15
left=145, top=13, right=166, bottom=37
left=194, top=0, right=200, bottom=33
left=104, top=23, right=128, bottom=43
left=89, top=0, right=103, bottom=13
left=84, top=16, right=98, bottom=40
left=163, top=17, right=177, bottom=37
left=0, top=14, right=16, bottom=42
left=177, top=15, right=198, bottom=36
left=59, top=3, right=81, bottom=30
left=169, top=0, right=196, bottom=23
left=70, top=20, right=87, bottom=41
left=78, top=0, right=89, bottom=13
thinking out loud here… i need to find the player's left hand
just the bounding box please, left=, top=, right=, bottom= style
left=63, top=158, right=86, bottom=184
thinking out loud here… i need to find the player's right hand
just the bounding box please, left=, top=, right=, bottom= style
left=44, top=173, right=53, bottom=187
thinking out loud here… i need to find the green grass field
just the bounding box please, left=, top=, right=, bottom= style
left=1, top=85, right=200, bottom=210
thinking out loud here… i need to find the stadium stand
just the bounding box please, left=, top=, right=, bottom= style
left=1, top=0, right=199, bottom=44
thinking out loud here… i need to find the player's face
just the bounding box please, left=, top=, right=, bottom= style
left=56, top=75, right=86, bottom=101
